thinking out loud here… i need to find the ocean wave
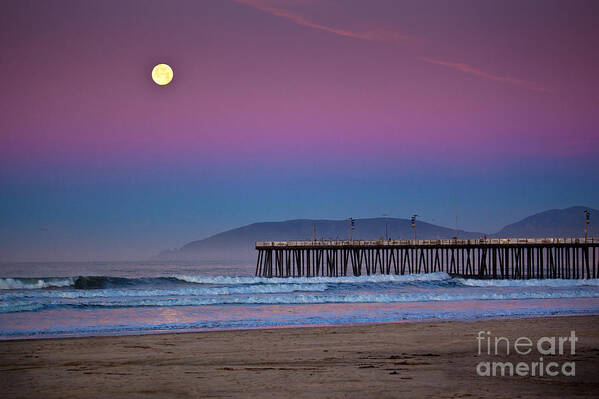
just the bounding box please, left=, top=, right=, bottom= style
left=0, top=273, right=452, bottom=290
left=3, top=307, right=598, bottom=339
left=456, top=278, right=599, bottom=287
left=0, top=277, right=74, bottom=290
left=2, top=288, right=598, bottom=313
left=172, top=272, right=452, bottom=285
left=0, top=276, right=186, bottom=290
left=0, top=283, right=329, bottom=300
left=3, top=273, right=598, bottom=292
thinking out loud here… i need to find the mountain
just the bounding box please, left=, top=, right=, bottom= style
left=156, top=206, right=596, bottom=261
left=157, top=217, right=481, bottom=261
left=492, top=206, right=595, bottom=238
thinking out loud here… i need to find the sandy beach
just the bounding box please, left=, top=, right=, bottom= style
left=1, top=315, right=598, bottom=398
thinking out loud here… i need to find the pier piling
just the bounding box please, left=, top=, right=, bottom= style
left=255, top=238, right=599, bottom=279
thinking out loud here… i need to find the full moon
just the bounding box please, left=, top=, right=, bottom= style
left=151, top=64, right=174, bottom=85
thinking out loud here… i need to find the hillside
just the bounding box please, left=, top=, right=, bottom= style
left=492, top=206, right=595, bottom=238
left=157, top=206, right=596, bottom=261
left=157, top=217, right=481, bottom=261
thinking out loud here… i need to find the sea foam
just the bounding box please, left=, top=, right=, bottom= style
left=2, top=286, right=599, bottom=313
left=0, top=277, right=74, bottom=290
left=173, top=272, right=452, bottom=285
left=456, top=278, right=599, bottom=287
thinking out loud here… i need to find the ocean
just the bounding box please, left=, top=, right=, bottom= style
left=1, top=261, right=599, bottom=340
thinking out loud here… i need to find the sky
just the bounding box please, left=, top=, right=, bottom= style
left=1, top=0, right=598, bottom=261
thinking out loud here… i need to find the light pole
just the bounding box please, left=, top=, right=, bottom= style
left=383, top=214, right=389, bottom=240
left=347, top=217, right=355, bottom=241
left=584, top=210, right=590, bottom=241
left=411, top=214, right=419, bottom=241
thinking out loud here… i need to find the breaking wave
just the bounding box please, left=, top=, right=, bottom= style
left=0, top=277, right=75, bottom=290
left=1, top=283, right=329, bottom=300
left=456, top=278, right=599, bottom=287
left=172, top=272, right=452, bottom=285
left=2, top=273, right=598, bottom=294
left=0, top=272, right=452, bottom=291
left=2, top=268, right=599, bottom=339
left=2, top=287, right=598, bottom=313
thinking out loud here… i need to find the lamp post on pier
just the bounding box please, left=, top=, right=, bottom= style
left=383, top=214, right=389, bottom=240
left=411, top=214, right=419, bottom=241
left=347, top=217, right=355, bottom=241
left=584, top=210, right=590, bottom=241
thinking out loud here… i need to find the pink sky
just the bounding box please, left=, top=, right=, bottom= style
left=1, top=0, right=598, bottom=260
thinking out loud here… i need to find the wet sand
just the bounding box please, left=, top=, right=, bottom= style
left=2, top=316, right=599, bottom=398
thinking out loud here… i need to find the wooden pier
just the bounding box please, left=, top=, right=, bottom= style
left=255, top=238, right=599, bottom=279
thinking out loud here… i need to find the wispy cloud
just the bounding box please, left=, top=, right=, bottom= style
left=234, top=0, right=412, bottom=43
left=418, top=57, right=550, bottom=93
left=235, top=0, right=549, bottom=93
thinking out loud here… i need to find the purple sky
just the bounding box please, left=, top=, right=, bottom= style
left=1, top=0, right=598, bottom=260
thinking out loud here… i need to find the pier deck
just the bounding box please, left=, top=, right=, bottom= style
left=255, top=238, right=599, bottom=279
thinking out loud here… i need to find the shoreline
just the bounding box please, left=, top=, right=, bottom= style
left=2, top=315, right=599, bottom=398
left=3, top=311, right=599, bottom=342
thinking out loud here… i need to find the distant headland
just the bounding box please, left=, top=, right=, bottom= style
left=156, top=206, right=596, bottom=261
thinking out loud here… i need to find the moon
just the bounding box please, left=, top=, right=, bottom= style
left=151, top=64, right=174, bottom=85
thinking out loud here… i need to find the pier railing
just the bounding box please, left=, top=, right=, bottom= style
left=255, top=238, right=599, bottom=279
left=257, top=237, right=599, bottom=248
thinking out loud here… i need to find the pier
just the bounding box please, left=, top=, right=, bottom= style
left=255, top=238, right=599, bottom=279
